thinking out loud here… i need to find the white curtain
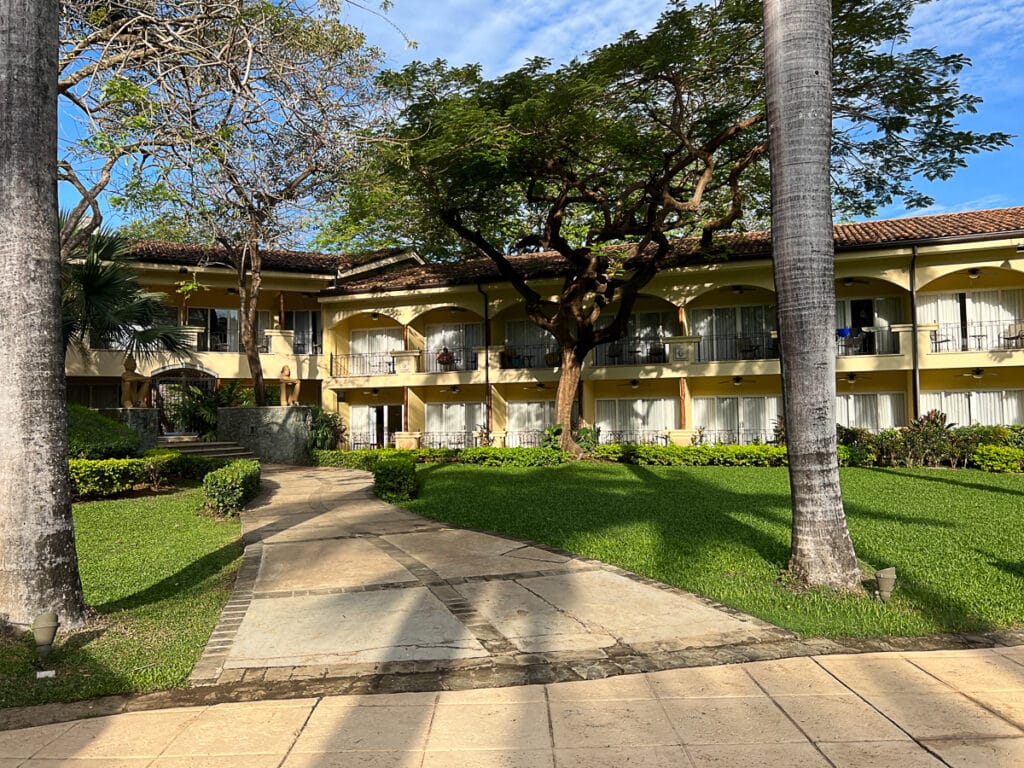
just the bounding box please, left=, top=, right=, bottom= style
left=918, top=292, right=964, bottom=350
left=505, top=319, right=554, bottom=349
left=1003, top=390, right=1024, bottom=425
left=427, top=322, right=483, bottom=350
left=594, top=398, right=678, bottom=441
left=426, top=402, right=486, bottom=434
left=836, top=392, right=906, bottom=431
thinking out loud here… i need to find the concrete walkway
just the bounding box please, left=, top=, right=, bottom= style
left=189, top=466, right=793, bottom=690
left=3, top=648, right=1023, bottom=766
left=3, top=466, right=1023, bottom=765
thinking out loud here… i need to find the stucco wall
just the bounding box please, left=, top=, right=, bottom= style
left=217, top=406, right=311, bottom=465
left=98, top=408, right=159, bottom=451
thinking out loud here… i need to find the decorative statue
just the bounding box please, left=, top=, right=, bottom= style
left=280, top=365, right=301, bottom=406
left=120, top=356, right=150, bottom=408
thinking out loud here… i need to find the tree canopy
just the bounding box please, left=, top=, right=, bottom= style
left=320, top=0, right=1009, bottom=450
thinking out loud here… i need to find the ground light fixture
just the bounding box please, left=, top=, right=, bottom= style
left=32, top=611, right=59, bottom=676
left=875, top=567, right=897, bottom=603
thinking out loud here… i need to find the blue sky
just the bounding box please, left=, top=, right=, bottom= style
left=349, top=0, right=1024, bottom=220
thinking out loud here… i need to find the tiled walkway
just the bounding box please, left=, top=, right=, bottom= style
left=3, top=649, right=1023, bottom=766
left=3, top=466, right=1022, bottom=766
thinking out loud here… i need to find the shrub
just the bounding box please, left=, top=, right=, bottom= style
left=1007, top=425, right=1024, bottom=450
left=141, top=449, right=234, bottom=481
left=873, top=428, right=908, bottom=467
left=67, top=404, right=140, bottom=459
left=948, top=425, right=1012, bottom=469
left=164, top=381, right=250, bottom=438
left=202, top=459, right=261, bottom=516
left=69, top=458, right=149, bottom=498
left=308, top=406, right=346, bottom=450
left=971, top=445, right=1024, bottom=473
left=836, top=443, right=876, bottom=467
left=903, top=409, right=955, bottom=467
left=373, top=456, right=418, bottom=503
left=602, top=443, right=788, bottom=467
left=458, top=447, right=567, bottom=466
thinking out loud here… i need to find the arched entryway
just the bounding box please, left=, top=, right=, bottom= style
left=152, top=366, right=217, bottom=434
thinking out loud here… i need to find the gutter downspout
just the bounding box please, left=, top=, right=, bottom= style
left=910, top=245, right=920, bottom=420
left=477, top=283, right=493, bottom=432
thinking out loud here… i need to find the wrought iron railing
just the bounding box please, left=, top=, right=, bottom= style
left=421, top=431, right=479, bottom=449
left=424, top=346, right=477, bottom=372
left=692, top=428, right=776, bottom=446
left=598, top=429, right=668, bottom=446
left=500, top=345, right=562, bottom=369
left=835, top=327, right=899, bottom=356
left=694, top=332, right=778, bottom=362
left=504, top=430, right=546, bottom=448
left=348, top=431, right=395, bottom=450
left=930, top=319, right=1024, bottom=353
left=593, top=339, right=671, bottom=367
left=330, top=353, right=396, bottom=377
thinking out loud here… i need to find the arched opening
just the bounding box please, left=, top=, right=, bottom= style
left=684, top=284, right=777, bottom=362
left=410, top=306, right=486, bottom=373
left=918, top=267, right=1024, bottom=353
left=834, top=276, right=909, bottom=357
left=152, top=367, right=217, bottom=434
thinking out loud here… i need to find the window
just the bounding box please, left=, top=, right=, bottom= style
left=594, top=309, right=679, bottom=365
left=692, top=395, right=782, bottom=444
left=835, top=297, right=902, bottom=355
left=425, top=322, right=483, bottom=371
left=425, top=402, right=486, bottom=448
left=349, top=328, right=403, bottom=375
left=835, top=392, right=906, bottom=431
left=285, top=310, right=322, bottom=354
left=506, top=400, right=556, bottom=446
left=921, top=389, right=1024, bottom=426
left=918, top=289, right=1024, bottom=351
left=595, top=397, right=679, bottom=444
left=688, top=304, right=776, bottom=361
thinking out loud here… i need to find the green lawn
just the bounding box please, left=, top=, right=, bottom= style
left=404, top=464, right=1024, bottom=638
left=0, top=488, right=242, bottom=709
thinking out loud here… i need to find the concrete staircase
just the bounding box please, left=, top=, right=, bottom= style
left=157, top=435, right=256, bottom=459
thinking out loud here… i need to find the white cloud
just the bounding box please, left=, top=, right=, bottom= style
left=353, top=0, right=665, bottom=75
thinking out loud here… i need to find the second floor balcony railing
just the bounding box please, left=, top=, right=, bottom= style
left=695, top=332, right=778, bottom=362
left=500, top=345, right=562, bottom=369
left=330, top=352, right=396, bottom=377
left=593, top=339, right=670, bottom=367
left=425, top=346, right=478, bottom=373
left=930, top=319, right=1024, bottom=353
left=835, top=327, right=899, bottom=356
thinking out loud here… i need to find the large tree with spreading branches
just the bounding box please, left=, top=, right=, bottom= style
left=321, top=0, right=1009, bottom=459
left=98, top=1, right=387, bottom=404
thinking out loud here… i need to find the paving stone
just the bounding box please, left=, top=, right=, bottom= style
left=908, top=652, right=1024, bottom=692
left=772, top=694, right=910, bottom=742
left=161, top=701, right=314, bottom=756
left=861, top=692, right=1024, bottom=740
left=225, top=588, right=488, bottom=668
left=549, top=700, right=679, bottom=748
left=383, top=529, right=574, bottom=579
left=660, top=697, right=808, bottom=745
left=35, top=710, right=203, bottom=759
left=553, top=746, right=695, bottom=767
left=814, top=654, right=953, bottom=695
left=426, top=702, right=552, bottom=750
left=422, top=749, right=555, bottom=768
left=0, top=721, right=77, bottom=759
left=686, top=743, right=830, bottom=767
left=817, top=741, right=947, bottom=768
left=282, top=752, right=424, bottom=768
left=290, top=702, right=433, bottom=752
left=923, top=737, right=1024, bottom=767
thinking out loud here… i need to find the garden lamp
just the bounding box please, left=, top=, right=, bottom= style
left=875, top=568, right=897, bottom=603
left=32, top=611, right=59, bottom=665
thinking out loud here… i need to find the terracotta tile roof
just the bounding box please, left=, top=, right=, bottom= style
left=128, top=240, right=348, bottom=275
left=325, top=207, right=1024, bottom=296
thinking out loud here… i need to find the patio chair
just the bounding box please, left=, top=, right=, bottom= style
left=1001, top=322, right=1024, bottom=350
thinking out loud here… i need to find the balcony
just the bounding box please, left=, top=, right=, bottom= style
left=694, top=332, right=778, bottom=362
left=331, top=353, right=397, bottom=377
left=500, top=345, right=561, bottom=369
left=593, top=339, right=670, bottom=367
left=930, top=320, right=1024, bottom=353
left=424, top=346, right=478, bottom=373
left=835, top=327, right=900, bottom=357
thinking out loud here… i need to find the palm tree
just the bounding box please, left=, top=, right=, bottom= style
left=763, top=0, right=861, bottom=589
left=0, top=0, right=88, bottom=627
left=61, top=222, right=192, bottom=360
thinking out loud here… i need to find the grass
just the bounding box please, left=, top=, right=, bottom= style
left=0, top=487, right=242, bottom=709
left=404, top=463, right=1024, bottom=638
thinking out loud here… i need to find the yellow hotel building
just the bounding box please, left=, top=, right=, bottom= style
left=66, top=207, right=1024, bottom=448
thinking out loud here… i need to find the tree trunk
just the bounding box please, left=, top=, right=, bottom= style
left=0, top=0, right=88, bottom=627
left=239, top=242, right=265, bottom=406
left=763, top=0, right=861, bottom=589
left=555, top=346, right=583, bottom=454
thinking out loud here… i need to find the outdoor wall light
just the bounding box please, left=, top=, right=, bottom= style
left=32, top=611, right=59, bottom=667
left=875, top=567, right=897, bottom=603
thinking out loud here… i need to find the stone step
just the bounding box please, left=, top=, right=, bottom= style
left=156, top=438, right=257, bottom=459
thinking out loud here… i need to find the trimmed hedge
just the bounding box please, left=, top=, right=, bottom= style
left=615, top=443, right=789, bottom=467
left=971, top=445, right=1024, bottom=473
left=311, top=448, right=458, bottom=470
left=69, top=458, right=149, bottom=499
left=458, top=447, right=566, bottom=466
left=373, top=457, right=418, bottom=503
left=67, top=404, right=139, bottom=459
left=202, top=459, right=262, bottom=516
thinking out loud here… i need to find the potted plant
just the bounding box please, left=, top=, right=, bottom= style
left=436, top=346, right=456, bottom=369
left=544, top=349, right=561, bottom=366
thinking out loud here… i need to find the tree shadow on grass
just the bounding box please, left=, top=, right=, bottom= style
left=409, top=462, right=1007, bottom=635
left=862, top=466, right=1024, bottom=498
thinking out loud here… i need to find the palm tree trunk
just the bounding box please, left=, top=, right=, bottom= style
left=764, top=0, right=860, bottom=589
left=0, top=0, right=87, bottom=627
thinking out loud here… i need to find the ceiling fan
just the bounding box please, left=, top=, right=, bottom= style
left=719, top=376, right=753, bottom=386
left=840, top=372, right=871, bottom=385
left=840, top=277, right=869, bottom=286
left=726, top=285, right=756, bottom=295
left=962, top=368, right=995, bottom=380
